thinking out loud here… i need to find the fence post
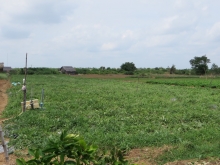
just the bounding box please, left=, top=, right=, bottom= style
left=23, top=53, right=27, bottom=112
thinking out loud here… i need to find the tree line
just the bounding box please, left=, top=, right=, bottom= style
left=119, top=55, right=219, bottom=75
left=7, top=55, right=220, bottom=75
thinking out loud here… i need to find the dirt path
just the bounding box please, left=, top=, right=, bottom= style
left=0, top=79, right=17, bottom=165
left=0, top=80, right=10, bottom=118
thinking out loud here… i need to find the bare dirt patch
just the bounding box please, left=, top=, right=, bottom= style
left=126, top=145, right=172, bottom=165
left=0, top=79, right=17, bottom=164
left=126, top=145, right=220, bottom=165
left=0, top=80, right=10, bottom=117
left=0, top=153, right=17, bottom=165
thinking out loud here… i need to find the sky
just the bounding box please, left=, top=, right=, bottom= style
left=0, top=0, right=220, bottom=69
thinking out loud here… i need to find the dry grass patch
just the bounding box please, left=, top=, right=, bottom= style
left=126, top=145, right=173, bottom=165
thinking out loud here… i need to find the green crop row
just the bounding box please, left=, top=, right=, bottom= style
left=145, top=78, right=220, bottom=88
left=3, top=75, right=220, bottom=164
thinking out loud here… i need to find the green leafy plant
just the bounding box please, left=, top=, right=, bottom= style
left=96, top=147, right=130, bottom=165
left=16, top=131, right=132, bottom=165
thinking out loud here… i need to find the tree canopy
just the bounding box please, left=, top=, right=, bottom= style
left=120, top=62, right=136, bottom=75
left=189, top=55, right=210, bottom=75
left=120, top=62, right=136, bottom=72
left=170, top=65, right=176, bottom=74
left=211, top=63, right=220, bottom=75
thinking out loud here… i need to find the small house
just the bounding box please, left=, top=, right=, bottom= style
left=3, top=67, right=12, bottom=72
left=60, top=66, right=77, bottom=75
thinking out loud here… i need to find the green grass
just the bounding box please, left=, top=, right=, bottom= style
left=121, top=76, right=220, bottom=88
left=144, top=78, right=220, bottom=88
left=3, top=74, right=220, bottom=164
left=0, top=73, right=8, bottom=79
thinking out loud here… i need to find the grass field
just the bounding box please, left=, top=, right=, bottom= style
left=3, top=74, right=220, bottom=164
left=144, top=78, right=220, bottom=88
left=0, top=73, right=8, bottom=79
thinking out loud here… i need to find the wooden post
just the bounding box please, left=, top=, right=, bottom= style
left=23, top=53, right=27, bottom=112
left=0, top=125, right=9, bottom=162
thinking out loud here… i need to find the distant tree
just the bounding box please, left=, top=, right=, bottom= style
left=166, top=66, right=170, bottom=72
left=170, top=65, right=176, bottom=74
left=189, top=55, right=210, bottom=75
left=99, top=66, right=105, bottom=70
left=120, top=62, right=136, bottom=72
left=211, top=63, right=219, bottom=75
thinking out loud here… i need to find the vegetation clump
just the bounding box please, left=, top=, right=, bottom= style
left=189, top=55, right=210, bottom=75
left=120, top=62, right=137, bottom=75
left=16, top=131, right=132, bottom=165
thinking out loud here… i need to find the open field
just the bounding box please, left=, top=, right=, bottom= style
left=144, top=78, right=220, bottom=88
left=0, top=73, right=8, bottom=79
left=2, top=74, right=220, bottom=164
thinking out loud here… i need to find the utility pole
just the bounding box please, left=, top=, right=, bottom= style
left=22, top=53, right=27, bottom=112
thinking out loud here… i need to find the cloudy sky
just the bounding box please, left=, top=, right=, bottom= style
left=0, top=0, right=220, bottom=69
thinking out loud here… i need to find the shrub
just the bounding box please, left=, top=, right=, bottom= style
left=18, top=68, right=60, bottom=75
left=16, top=131, right=133, bottom=165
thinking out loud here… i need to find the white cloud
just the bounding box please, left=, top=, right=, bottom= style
left=121, top=30, right=134, bottom=39
left=0, top=0, right=220, bottom=69
left=101, top=43, right=117, bottom=51
left=208, top=22, right=220, bottom=42
left=1, top=26, right=30, bottom=39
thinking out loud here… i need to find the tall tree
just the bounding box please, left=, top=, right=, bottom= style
left=170, top=65, right=176, bottom=74
left=120, top=62, right=136, bottom=72
left=99, top=66, right=105, bottom=70
left=211, top=63, right=219, bottom=75
left=189, top=55, right=210, bottom=75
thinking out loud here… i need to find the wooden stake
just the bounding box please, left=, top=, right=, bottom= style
left=0, top=125, right=9, bottom=162
left=23, top=53, right=27, bottom=112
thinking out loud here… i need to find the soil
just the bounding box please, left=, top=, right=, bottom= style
left=0, top=80, right=10, bottom=118
left=0, top=79, right=17, bottom=165
left=126, top=146, right=220, bottom=165
left=126, top=145, right=173, bottom=165
left=0, top=78, right=220, bottom=165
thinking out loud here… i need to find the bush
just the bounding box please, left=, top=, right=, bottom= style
left=18, top=68, right=60, bottom=75
left=9, top=68, right=20, bottom=75
left=16, top=131, right=134, bottom=165
left=120, top=62, right=136, bottom=72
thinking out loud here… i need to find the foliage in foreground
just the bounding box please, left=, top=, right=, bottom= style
left=16, top=131, right=132, bottom=165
